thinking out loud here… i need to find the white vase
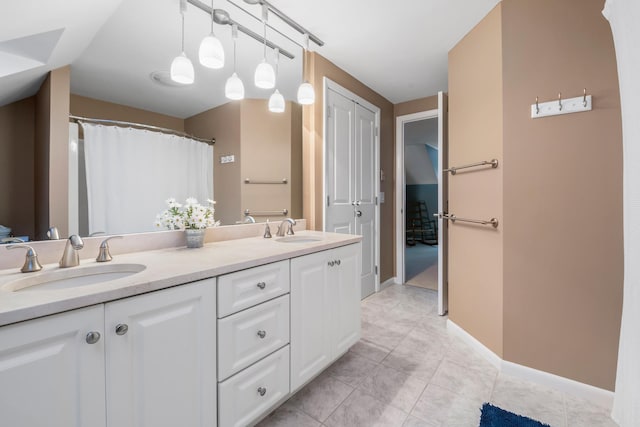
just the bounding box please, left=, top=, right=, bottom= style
left=185, top=229, right=206, bottom=248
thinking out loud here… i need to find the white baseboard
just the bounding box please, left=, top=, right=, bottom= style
left=447, top=319, right=614, bottom=410
left=379, top=277, right=398, bottom=291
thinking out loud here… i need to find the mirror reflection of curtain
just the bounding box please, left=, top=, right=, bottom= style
left=81, top=123, right=213, bottom=235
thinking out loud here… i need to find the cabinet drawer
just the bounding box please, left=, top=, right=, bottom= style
left=218, top=345, right=290, bottom=427
left=218, top=260, right=289, bottom=318
left=218, top=295, right=290, bottom=380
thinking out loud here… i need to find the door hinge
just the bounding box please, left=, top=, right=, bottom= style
left=375, top=126, right=379, bottom=137
left=327, top=195, right=330, bottom=207
left=375, top=265, right=378, bottom=275
left=375, top=196, right=378, bottom=206
left=327, top=106, right=331, bottom=118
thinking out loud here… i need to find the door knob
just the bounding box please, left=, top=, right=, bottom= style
left=115, top=324, right=129, bottom=335
left=257, top=282, right=266, bottom=290
left=355, top=210, right=362, bottom=217
left=257, top=330, right=267, bottom=339
left=257, top=386, right=267, bottom=396
left=328, top=260, right=335, bottom=267
left=336, top=259, right=341, bottom=266
left=85, top=331, right=101, bottom=344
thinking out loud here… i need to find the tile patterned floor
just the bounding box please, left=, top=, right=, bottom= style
left=257, top=284, right=617, bottom=427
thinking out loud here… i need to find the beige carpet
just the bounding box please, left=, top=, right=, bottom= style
left=405, top=244, right=438, bottom=291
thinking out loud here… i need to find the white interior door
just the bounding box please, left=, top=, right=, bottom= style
left=354, top=104, right=377, bottom=298
left=325, top=82, right=379, bottom=299
left=437, top=92, right=449, bottom=315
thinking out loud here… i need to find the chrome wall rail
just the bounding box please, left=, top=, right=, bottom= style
left=444, top=159, right=498, bottom=175
left=244, top=208, right=288, bottom=216
left=244, top=178, right=288, bottom=184
left=436, top=213, right=499, bottom=228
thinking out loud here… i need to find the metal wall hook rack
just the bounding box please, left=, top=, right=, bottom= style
left=532, top=88, right=592, bottom=119
left=436, top=213, right=499, bottom=228
left=444, top=159, right=498, bottom=175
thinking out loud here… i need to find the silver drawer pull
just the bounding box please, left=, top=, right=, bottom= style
left=115, top=324, right=128, bottom=336
left=257, top=282, right=266, bottom=290
left=85, top=331, right=101, bottom=344
left=257, top=386, right=267, bottom=396
left=257, top=330, right=267, bottom=339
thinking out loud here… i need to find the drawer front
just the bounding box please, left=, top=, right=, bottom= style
left=218, top=295, right=290, bottom=380
left=218, top=345, right=290, bottom=427
left=218, top=260, right=290, bottom=318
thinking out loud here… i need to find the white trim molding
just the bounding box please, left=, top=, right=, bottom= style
left=447, top=319, right=614, bottom=410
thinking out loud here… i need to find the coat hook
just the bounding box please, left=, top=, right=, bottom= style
left=558, top=92, right=562, bottom=111
left=535, top=96, right=539, bottom=114
left=583, top=88, right=587, bottom=107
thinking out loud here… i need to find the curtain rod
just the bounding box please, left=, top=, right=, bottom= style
left=69, top=115, right=215, bottom=145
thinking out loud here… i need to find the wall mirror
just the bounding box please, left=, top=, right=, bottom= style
left=0, top=0, right=309, bottom=242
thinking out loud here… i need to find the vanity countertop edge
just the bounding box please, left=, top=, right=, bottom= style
left=0, top=231, right=362, bottom=327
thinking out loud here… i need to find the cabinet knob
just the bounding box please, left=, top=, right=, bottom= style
left=85, top=331, right=101, bottom=344
left=336, top=259, right=341, bottom=266
left=257, top=282, right=266, bottom=290
left=257, top=386, right=267, bottom=396
left=257, top=330, right=267, bottom=339
left=115, top=324, right=129, bottom=336
left=328, top=261, right=335, bottom=267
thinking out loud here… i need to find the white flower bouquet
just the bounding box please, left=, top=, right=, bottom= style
left=155, top=197, right=220, bottom=230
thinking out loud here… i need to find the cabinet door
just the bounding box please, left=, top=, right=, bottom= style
left=0, top=306, right=106, bottom=427
left=105, top=279, right=216, bottom=427
left=332, top=243, right=362, bottom=357
left=290, top=251, right=332, bottom=392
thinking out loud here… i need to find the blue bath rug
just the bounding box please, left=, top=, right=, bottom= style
left=479, top=403, right=551, bottom=427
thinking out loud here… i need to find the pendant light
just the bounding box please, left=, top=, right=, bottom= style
left=170, top=0, right=195, bottom=84
left=254, top=4, right=275, bottom=89
left=268, top=49, right=285, bottom=113
left=198, top=0, right=225, bottom=69
left=225, top=24, right=244, bottom=100
left=297, top=34, right=315, bottom=105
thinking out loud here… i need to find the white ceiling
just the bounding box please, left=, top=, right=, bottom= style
left=0, top=0, right=500, bottom=117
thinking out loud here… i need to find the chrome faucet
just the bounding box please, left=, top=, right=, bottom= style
left=276, top=218, right=296, bottom=237
left=244, top=215, right=256, bottom=224
left=7, top=244, right=42, bottom=273
left=96, top=236, right=123, bottom=262
left=59, top=235, right=84, bottom=268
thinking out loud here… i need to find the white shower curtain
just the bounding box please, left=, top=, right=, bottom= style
left=82, top=123, right=213, bottom=235
left=603, top=0, right=640, bottom=425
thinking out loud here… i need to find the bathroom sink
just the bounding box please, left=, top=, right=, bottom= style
left=275, top=236, right=322, bottom=244
left=4, top=263, right=146, bottom=292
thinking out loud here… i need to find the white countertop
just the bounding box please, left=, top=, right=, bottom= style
left=0, top=231, right=361, bottom=327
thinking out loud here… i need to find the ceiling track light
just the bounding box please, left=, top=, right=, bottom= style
left=254, top=4, right=276, bottom=89
left=297, top=34, right=315, bottom=105
left=170, top=0, right=195, bottom=85
left=225, top=24, right=245, bottom=100
left=198, top=0, right=225, bottom=69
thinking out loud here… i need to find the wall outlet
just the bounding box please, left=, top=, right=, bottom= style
left=220, top=155, right=235, bottom=164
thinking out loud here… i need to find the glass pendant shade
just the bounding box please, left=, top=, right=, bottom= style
left=268, top=89, right=285, bottom=113
left=199, top=33, right=225, bottom=69
left=170, top=52, right=195, bottom=84
left=254, top=59, right=276, bottom=89
left=297, top=81, right=315, bottom=105
left=225, top=72, right=245, bottom=100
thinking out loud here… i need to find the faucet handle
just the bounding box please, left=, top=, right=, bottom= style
left=286, top=222, right=295, bottom=236
left=7, top=244, right=43, bottom=273
left=96, top=236, right=123, bottom=263
left=263, top=221, right=272, bottom=239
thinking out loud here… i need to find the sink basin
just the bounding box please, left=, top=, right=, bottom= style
left=275, top=236, right=322, bottom=244
left=4, top=263, right=146, bottom=292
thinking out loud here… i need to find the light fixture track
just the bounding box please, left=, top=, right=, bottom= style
left=186, top=0, right=295, bottom=59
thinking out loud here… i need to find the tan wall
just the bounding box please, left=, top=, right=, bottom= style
left=70, top=95, right=184, bottom=132
left=394, top=96, right=439, bottom=118
left=501, top=0, right=623, bottom=390
left=448, top=5, right=504, bottom=356
left=0, top=97, right=36, bottom=238
left=305, top=52, right=396, bottom=282
left=35, top=74, right=51, bottom=240
left=185, top=102, right=241, bottom=226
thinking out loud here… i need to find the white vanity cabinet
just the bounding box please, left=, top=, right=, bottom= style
left=290, top=243, right=361, bottom=392
left=0, top=305, right=106, bottom=427
left=0, top=279, right=216, bottom=427
left=105, top=279, right=216, bottom=427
